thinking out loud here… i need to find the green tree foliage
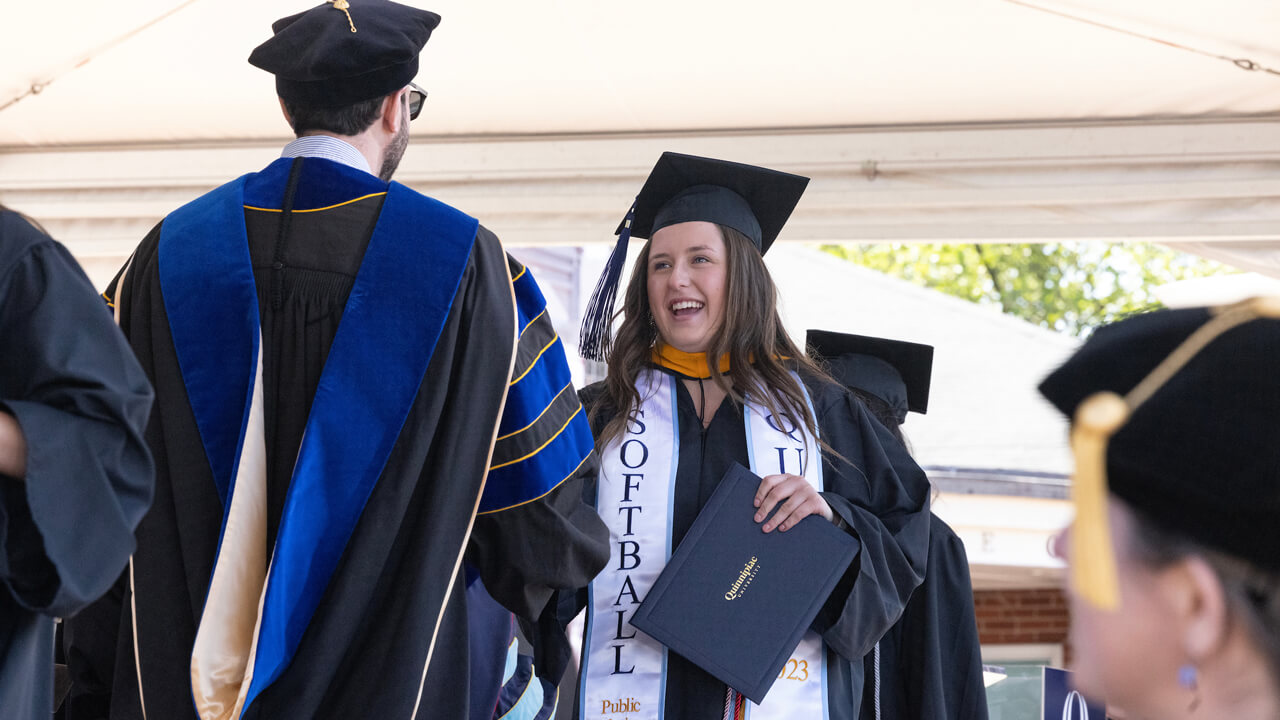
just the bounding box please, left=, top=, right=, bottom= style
left=819, top=242, right=1235, bottom=336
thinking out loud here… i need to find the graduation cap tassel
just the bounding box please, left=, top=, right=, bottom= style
left=578, top=202, right=636, bottom=362
left=1068, top=392, right=1127, bottom=611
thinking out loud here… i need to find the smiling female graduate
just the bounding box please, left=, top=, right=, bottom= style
left=568, top=153, right=932, bottom=719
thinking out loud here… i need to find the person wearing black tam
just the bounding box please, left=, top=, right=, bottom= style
left=63, top=3, right=609, bottom=720
left=569, top=153, right=931, bottom=719
left=1040, top=297, right=1280, bottom=720
left=808, top=330, right=989, bottom=720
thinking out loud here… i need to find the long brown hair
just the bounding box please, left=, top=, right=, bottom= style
left=592, top=225, right=830, bottom=452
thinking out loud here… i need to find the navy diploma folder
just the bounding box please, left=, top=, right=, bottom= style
left=628, top=462, right=860, bottom=704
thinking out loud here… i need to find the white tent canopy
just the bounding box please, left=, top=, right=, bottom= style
left=4, top=0, right=1280, bottom=143
left=3, top=1, right=1279, bottom=287
left=4, top=122, right=1278, bottom=292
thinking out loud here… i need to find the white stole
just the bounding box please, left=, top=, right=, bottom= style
left=741, top=379, right=829, bottom=719
left=580, top=369, right=828, bottom=720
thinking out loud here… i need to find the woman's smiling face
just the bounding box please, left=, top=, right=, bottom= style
left=646, top=221, right=728, bottom=354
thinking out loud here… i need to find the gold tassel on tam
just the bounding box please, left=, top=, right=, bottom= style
left=1069, top=392, right=1128, bottom=610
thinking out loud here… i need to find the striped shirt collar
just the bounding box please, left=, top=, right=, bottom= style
left=281, top=135, right=374, bottom=177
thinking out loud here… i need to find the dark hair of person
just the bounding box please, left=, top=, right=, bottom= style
left=592, top=224, right=830, bottom=454
left=283, top=95, right=387, bottom=137
left=1127, top=505, right=1280, bottom=684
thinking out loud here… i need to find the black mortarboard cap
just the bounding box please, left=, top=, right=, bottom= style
left=806, top=330, right=933, bottom=424
left=1038, top=297, right=1280, bottom=607
left=578, top=153, right=809, bottom=361
left=621, top=152, right=809, bottom=254
left=249, top=0, right=440, bottom=108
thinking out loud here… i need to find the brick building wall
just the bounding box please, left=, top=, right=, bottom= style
left=974, top=588, right=1073, bottom=664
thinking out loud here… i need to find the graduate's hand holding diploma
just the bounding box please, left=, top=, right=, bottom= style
left=754, top=472, right=835, bottom=532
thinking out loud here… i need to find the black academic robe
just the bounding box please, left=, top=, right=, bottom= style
left=64, top=158, right=608, bottom=720
left=861, top=515, right=989, bottom=720
left=0, top=210, right=153, bottom=718
left=575, top=369, right=931, bottom=719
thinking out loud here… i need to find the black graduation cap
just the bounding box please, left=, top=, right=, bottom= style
left=578, top=153, right=809, bottom=361
left=249, top=0, right=440, bottom=108
left=622, top=152, right=809, bottom=254
left=1038, top=297, right=1280, bottom=608
left=806, top=330, right=933, bottom=424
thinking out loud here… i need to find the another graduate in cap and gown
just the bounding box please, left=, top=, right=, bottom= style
left=64, top=3, right=608, bottom=719
left=807, top=330, right=989, bottom=720
left=571, top=153, right=931, bottom=719
left=1040, top=298, right=1280, bottom=720
left=0, top=208, right=153, bottom=718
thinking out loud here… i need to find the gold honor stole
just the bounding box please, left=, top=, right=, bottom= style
left=580, top=369, right=828, bottom=720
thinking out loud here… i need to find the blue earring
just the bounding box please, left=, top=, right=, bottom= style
left=1178, top=664, right=1201, bottom=712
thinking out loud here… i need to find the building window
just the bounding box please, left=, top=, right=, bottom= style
left=982, top=643, right=1065, bottom=720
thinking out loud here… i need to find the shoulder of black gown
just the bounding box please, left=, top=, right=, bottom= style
left=0, top=209, right=154, bottom=618
left=0, top=209, right=55, bottom=273
left=577, top=380, right=613, bottom=436
left=101, top=218, right=156, bottom=304
left=578, top=379, right=606, bottom=406
left=101, top=221, right=162, bottom=343
left=798, top=370, right=848, bottom=425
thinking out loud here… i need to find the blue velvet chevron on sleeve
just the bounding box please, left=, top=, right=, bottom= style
left=479, top=259, right=594, bottom=514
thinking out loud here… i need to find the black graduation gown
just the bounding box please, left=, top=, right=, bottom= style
left=860, top=515, right=989, bottom=720
left=0, top=210, right=153, bottom=718
left=576, top=368, right=931, bottom=719
left=64, top=159, right=608, bottom=720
